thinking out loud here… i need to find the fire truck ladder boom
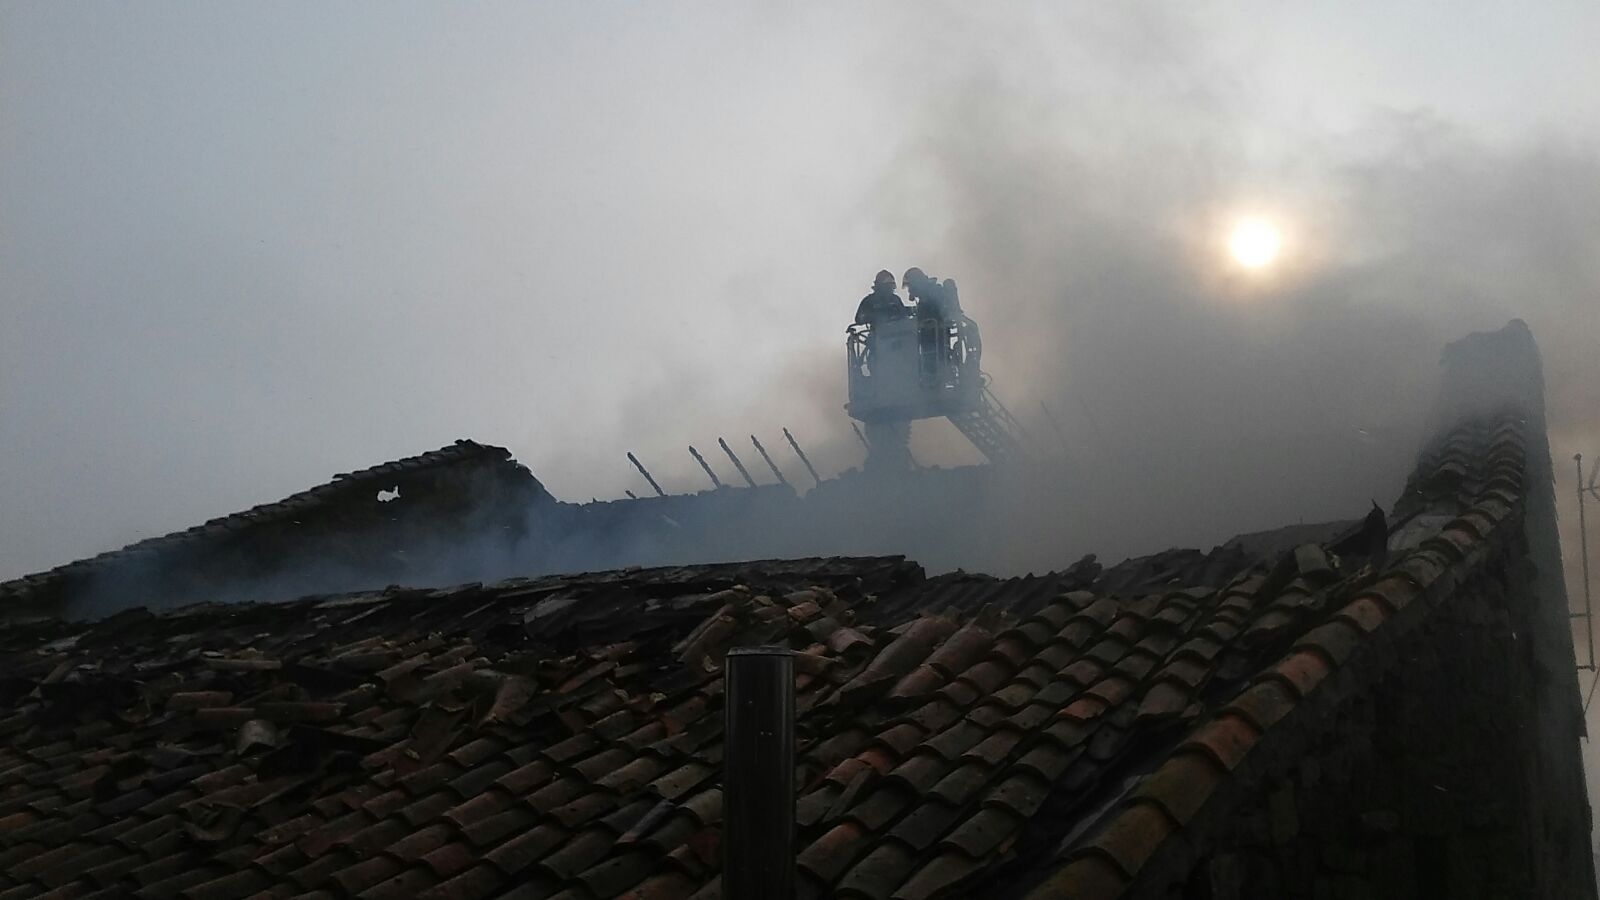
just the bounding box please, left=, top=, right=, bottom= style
left=946, top=380, right=1028, bottom=464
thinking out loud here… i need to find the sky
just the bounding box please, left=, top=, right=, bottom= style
left=5, top=0, right=1600, bottom=855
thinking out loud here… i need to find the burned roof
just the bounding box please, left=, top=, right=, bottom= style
left=0, top=440, right=544, bottom=619
left=0, top=320, right=1583, bottom=900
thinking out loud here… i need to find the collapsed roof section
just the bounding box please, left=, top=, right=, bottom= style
left=0, top=404, right=1260, bottom=622
left=0, top=321, right=1587, bottom=898
left=0, top=441, right=548, bottom=620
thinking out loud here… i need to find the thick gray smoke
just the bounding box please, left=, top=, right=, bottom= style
left=910, top=123, right=1587, bottom=566
left=6, top=4, right=1597, bottom=590
left=809, top=14, right=1600, bottom=576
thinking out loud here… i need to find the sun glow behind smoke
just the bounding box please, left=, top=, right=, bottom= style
left=1229, top=216, right=1283, bottom=270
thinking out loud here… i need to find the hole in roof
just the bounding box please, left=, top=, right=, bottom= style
left=376, top=486, right=401, bottom=503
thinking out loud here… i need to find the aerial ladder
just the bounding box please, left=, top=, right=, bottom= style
left=845, top=298, right=1028, bottom=468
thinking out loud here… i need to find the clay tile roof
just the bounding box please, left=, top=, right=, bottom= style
left=0, top=324, right=1558, bottom=898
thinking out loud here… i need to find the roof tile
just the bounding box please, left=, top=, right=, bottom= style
left=1179, top=713, right=1261, bottom=771
left=983, top=772, right=1051, bottom=818
left=797, top=821, right=870, bottom=884
left=415, top=863, right=502, bottom=900
left=1131, top=752, right=1225, bottom=825
left=886, top=800, right=962, bottom=852
left=962, top=728, right=1025, bottom=767
left=1263, top=649, right=1334, bottom=700
left=1022, top=854, right=1129, bottom=900
left=836, top=841, right=918, bottom=899
left=884, top=754, right=946, bottom=794
left=955, top=660, right=1009, bottom=695
left=928, top=763, right=993, bottom=807
left=1015, top=741, right=1079, bottom=783
left=1334, top=596, right=1390, bottom=634
left=940, top=806, right=1022, bottom=859
left=331, top=856, right=406, bottom=895
left=1294, top=620, right=1364, bottom=666
left=484, top=824, right=569, bottom=875
left=891, top=852, right=981, bottom=900
left=1078, top=801, right=1173, bottom=879
left=919, top=720, right=986, bottom=762
left=577, top=849, right=658, bottom=897
left=847, top=783, right=916, bottom=831
left=1223, top=680, right=1298, bottom=732
left=420, top=841, right=479, bottom=878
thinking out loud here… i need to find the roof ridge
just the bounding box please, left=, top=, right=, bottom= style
left=0, top=440, right=515, bottom=611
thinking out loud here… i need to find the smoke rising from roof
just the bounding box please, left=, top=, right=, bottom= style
left=2, top=3, right=1597, bottom=587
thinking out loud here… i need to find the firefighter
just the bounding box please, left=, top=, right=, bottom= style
left=940, top=277, right=963, bottom=319
left=908, top=267, right=963, bottom=321
left=945, top=277, right=979, bottom=367
left=855, top=269, right=910, bottom=325
left=902, top=267, right=938, bottom=309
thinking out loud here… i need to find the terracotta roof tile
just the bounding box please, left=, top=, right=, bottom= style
left=1223, top=679, right=1297, bottom=732
left=495, top=760, right=555, bottom=796
left=1007, top=702, right=1059, bottom=731
left=484, top=824, right=569, bottom=875
left=798, top=821, right=870, bottom=884
left=1133, top=681, right=1189, bottom=722
left=846, top=783, right=916, bottom=831
left=1012, top=620, right=1055, bottom=648
left=1059, top=694, right=1110, bottom=722
left=963, top=727, right=1026, bottom=767
left=1180, top=712, right=1262, bottom=771
left=886, top=665, right=943, bottom=701
left=678, top=789, right=721, bottom=827
left=1015, top=741, right=1080, bottom=783
left=388, top=823, right=456, bottom=863
left=423, top=840, right=486, bottom=878
left=1036, top=638, right=1078, bottom=669
left=883, top=754, right=946, bottom=794
left=1335, top=595, right=1391, bottom=633
left=1022, top=854, right=1129, bottom=900
left=1132, top=752, right=1225, bottom=826
left=415, top=863, right=503, bottom=900
left=954, top=659, right=1009, bottom=695
left=1263, top=649, right=1334, bottom=700
left=331, top=856, right=406, bottom=895
left=1079, top=801, right=1174, bottom=880
left=891, top=852, right=981, bottom=900
left=983, top=771, right=1050, bottom=818
left=1294, top=620, right=1365, bottom=666
left=551, top=791, right=623, bottom=829
left=577, top=849, right=658, bottom=897
left=928, top=762, right=993, bottom=807
left=940, top=806, right=1023, bottom=859
left=616, top=869, right=697, bottom=900
left=529, top=776, right=588, bottom=814
left=886, top=799, right=962, bottom=852
left=836, top=841, right=918, bottom=899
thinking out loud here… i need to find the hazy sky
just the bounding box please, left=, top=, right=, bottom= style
left=3, top=2, right=1598, bottom=578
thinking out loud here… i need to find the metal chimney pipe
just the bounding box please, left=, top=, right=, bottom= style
left=724, top=646, right=795, bottom=900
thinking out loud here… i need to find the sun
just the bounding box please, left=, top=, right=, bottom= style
left=1228, top=217, right=1282, bottom=270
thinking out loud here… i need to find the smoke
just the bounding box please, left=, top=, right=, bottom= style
left=777, top=9, right=1600, bottom=576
